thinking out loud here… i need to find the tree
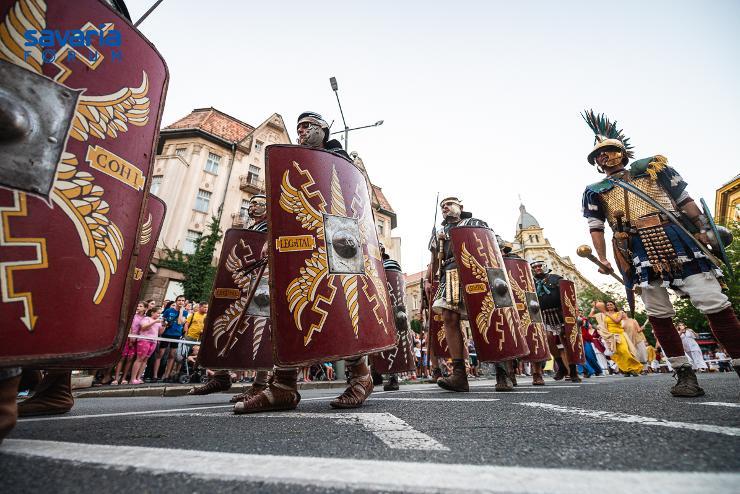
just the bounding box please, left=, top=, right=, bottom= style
left=410, top=318, right=422, bottom=334
left=159, top=216, right=223, bottom=302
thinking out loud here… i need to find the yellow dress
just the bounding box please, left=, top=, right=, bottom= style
left=605, top=314, right=643, bottom=374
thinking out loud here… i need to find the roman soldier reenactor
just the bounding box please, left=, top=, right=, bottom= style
left=581, top=110, right=739, bottom=397
left=234, top=112, right=378, bottom=413
left=189, top=194, right=270, bottom=398
left=429, top=197, right=488, bottom=392
left=531, top=260, right=581, bottom=383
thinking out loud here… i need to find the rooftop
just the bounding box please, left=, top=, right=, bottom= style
left=404, top=270, right=425, bottom=284
left=372, top=185, right=394, bottom=213
left=163, top=107, right=255, bottom=144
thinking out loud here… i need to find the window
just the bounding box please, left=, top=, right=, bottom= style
left=183, top=230, right=202, bottom=255
left=249, top=165, right=260, bottom=176
left=175, top=147, right=187, bottom=157
left=205, top=152, right=221, bottom=175
left=150, top=176, right=163, bottom=195
left=255, top=140, right=263, bottom=152
left=376, top=219, right=385, bottom=236
left=240, top=199, right=250, bottom=219
left=194, top=189, right=211, bottom=212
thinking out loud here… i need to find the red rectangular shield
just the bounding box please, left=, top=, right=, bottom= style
left=49, top=196, right=167, bottom=369
left=503, top=257, right=549, bottom=362
left=197, top=229, right=274, bottom=370
left=371, top=265, right=416, bottom=374
left=266, top=145, right=396, bottom=367
left=0, top=0, right=168, bottom=365
left=450, top=226, right=528, bottom=362
left=427, top=280, right=451, bottom=359
left=559, top=279, right=585, bottom=365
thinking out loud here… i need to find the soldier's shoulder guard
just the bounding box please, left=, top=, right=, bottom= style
left=585, top=178, right=613, bottom=194
left=629, top=155, right=669, bottom=180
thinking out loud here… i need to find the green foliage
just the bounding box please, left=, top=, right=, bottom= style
left=410, top=318, right=422, bottom=334
left=158, top=216, right=223, bottom=302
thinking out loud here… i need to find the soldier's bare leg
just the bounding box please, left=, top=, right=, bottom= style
left=494, top=361, right=514, bottom=392
left=548, top=334, right=568, bottom=381
left=531, top=361, right=546, bottom=385
left=437, top=309, right=469, bottom=392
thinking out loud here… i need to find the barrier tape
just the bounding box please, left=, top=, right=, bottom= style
left=126, top=334, right=200, bottom=345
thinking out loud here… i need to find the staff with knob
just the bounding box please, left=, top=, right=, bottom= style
left=576, top=245, right=625, bottom=285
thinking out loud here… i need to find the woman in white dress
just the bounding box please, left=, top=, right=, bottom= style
left=678, top=322, right=708, bottom=371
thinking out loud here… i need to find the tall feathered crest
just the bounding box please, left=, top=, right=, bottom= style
left=581, top=109, right=634, bottom=159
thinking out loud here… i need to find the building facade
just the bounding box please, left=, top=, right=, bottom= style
left=511, top=203, right=599, bottom=296
left=142, top=108, right=291, bottom=301
left=404, top=270, right=424, bottom=322
left=715, top=174, right=740, bottom=225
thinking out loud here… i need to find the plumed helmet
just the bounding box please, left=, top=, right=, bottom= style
left=582, top=109, right=634, bottom=166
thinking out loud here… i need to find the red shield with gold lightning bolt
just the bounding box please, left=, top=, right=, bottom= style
left=198, top=228, right=275, bottom=371
left=450, top=225, right=528, bottom=362
left=266, top=145, right=396, bottom=367
left=0, top=0, right=168, bottom=365
left=503, top=256, right=549, bottom=363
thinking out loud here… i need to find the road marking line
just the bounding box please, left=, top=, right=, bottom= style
left=16, top=397, right=342, bottom=423
left=370, top=397, right=501, bottom=402
left=258, top=412, right=448, bottom=451
left=517, top=402, right=740, bottom=437
left=17, top=405, right=235, bottom=423
left=2, top=439, right=737, bottom=493
left=693, top=402, right=740, bottom=408
left=413, top=391, right=549, bottom=395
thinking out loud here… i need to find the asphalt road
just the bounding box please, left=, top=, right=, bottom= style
left=1, top=372, right=739, bottom=493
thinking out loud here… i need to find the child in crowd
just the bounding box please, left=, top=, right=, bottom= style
left=130, top=307, right=163, bottom=384
left=112, top=302, right=146, bottom=385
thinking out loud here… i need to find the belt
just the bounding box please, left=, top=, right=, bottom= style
left=442, top=258, right=455, bottom=267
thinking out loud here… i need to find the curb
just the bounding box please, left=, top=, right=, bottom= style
left=73, top=380, right=374, bottom=399
left=72, top=377, right=499, bottom=399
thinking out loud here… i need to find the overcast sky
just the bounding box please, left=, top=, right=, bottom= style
left=127, top=0, right=740, bottom=286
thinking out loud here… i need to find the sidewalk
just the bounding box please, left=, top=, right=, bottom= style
left=73, top=377, right=450, bottom=399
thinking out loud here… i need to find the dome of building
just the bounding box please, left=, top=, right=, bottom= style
left=517, top=203, right=540, bottom=230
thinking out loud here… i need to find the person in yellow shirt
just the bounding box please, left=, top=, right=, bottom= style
left=185, top=303, right=208, bottom=341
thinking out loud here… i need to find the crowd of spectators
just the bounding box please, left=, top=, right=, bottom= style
left=92, top=295, right=732, bottom=388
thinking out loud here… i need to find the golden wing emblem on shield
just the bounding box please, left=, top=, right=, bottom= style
left=69, top=72, right=150, bottom=142
left=52, top=153, right=124, bottom=304
left=460, top=242, right=494, bottom=344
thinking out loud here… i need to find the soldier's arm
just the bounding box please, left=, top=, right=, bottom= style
left=582, top=187, right=613, bottom=273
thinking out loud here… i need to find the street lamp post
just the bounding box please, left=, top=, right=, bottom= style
left=328, top=77, right=382, bottom=380
left=329, top=76, right=383, bottom=152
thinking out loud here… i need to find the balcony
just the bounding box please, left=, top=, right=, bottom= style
left=239, top=173, right=264, bottom=194
left=231, top=212, right=248, bottom=228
